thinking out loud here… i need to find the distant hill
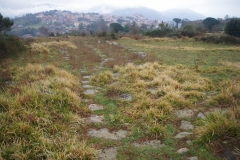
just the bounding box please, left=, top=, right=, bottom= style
left=110, top=7, right=168, bottom=21
left=161, top=8, right=206, bottom=21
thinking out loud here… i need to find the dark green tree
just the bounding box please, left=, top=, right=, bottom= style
left=173, top=18, right=181, bottom=28
left=202, top=17, right=220, bottom=31
left=124, top=24, right=130, bottom=32
left=110, top=23, right=124, bottom=33
left=0, top=13, right=14, bottom=32
left=181, top=25, right=196, bottom=37
left=225, top=18, right=240, bottom=37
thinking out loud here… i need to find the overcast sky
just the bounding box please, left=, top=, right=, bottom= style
left=0, top=0, right=239, bottom=18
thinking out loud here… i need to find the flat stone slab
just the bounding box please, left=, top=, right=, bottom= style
left=177, top=148, right=189, bottom=153
left=187, top=156, right=198, bottom=160
left=146, top=89, right=158, bottom=94
left=120, top=93, right=132, bottom=101
left=83, top=115, right=104, bottom=123
left=82, top=75, right=91, bottom=79
left=137, top=52, right=147, bottom=58
left=88, top=128, right=128, bottom=140
left=204, top=108, right=227, bottom=116
left=133, top=140, right=164, bottom=148
left=82, top=85, right=94, bottom=89
left=112, top=73, right=120, bottom=78
left=174, top=132, right=192, bottom=139
left=81, top=80, right=90, bottom=84
left=84, top=89, right=98, bottom=95
left=88, top=104, right=104, bottom=111
left=98, top=147, right=117, bottom=160
left=175, top=109, right=194, bottom=118
left=180, top=121, right=194, bottom=130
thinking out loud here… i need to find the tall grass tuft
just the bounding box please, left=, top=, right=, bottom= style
left=94, top=62, right=212, bottom=137
left=0, top=64, right=97, bottom=159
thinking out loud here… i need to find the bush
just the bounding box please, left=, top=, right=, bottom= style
left=181, top=25, right=196, bottom=37
left=145, top=28, right=174, bottom=37
left=225, top=18, right=240, bottom=37
left=196, top=34, right=240, bottom=44
left=0, top=34, right=26, bottom=59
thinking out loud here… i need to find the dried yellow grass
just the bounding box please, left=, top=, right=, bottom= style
left=0, top=64, right=97, bottom=159
left=220, top=61, right=240, bottom=69
left=30, top=41, right=77, bottom=54
left=98, top=62, right=213, bottom=128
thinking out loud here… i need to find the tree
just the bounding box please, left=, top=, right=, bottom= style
left=39, top=26, right=49, bottom=36
left=130, top=21, right=139, bottom=35
left=0, top=13, right=14, bottom=32
left=181, top=25, right=196, bottom=37
left=202, top=17, right=220, bottom=31
left=173, top=18, right=181, bottom=28
left=224, top=15, right=230, bottom=21
left=225, top=18, right=240, bottom=37
left=124, top=24, right=130, bottom=33
left=110, top=23, right=124, bottom=33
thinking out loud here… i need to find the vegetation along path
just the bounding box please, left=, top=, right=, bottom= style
left=0, top=36, right=240, bottom=159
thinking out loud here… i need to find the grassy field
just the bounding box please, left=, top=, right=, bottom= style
left=0, top=36, right=240, bottom=159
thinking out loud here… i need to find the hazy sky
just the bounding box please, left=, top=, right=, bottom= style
left=0, top=0, right=239, bottom=18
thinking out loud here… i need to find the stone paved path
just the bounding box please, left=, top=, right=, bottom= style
left=79, top=41, right=230, bottom=159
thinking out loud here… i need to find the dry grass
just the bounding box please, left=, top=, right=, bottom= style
left=208, top=79, right=240, bottom=108
left=30, top=41, right=77, bottom=54
left=194, top=108, right=240, bottom=142
left=195, top=80, right=240, bottom=143
left=93, top=62, right=212, bottom=136
left=0, top=64, right=97, bottom=159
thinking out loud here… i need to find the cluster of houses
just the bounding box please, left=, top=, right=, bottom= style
left=16, top=10, right=169, bottom=37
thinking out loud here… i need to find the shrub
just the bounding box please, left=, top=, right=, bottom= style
left=0, top=34, right=26, bottom=59
left=145, top=28, right=174, bottom=37
left=225, top=18, right=240, bottom=37
left=181, top=25, right=196, bottom=37
left=197, top=34, right=240, bottom=44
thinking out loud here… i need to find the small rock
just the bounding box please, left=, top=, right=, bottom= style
left=98, top=147, right=117, bottom=160
left=205, top=108, right=227, bottom=115
left=5, top=81, right=15, bottom=85
left=175, top=109, right=194, bottom=118
left=40, top=88, right=56, bottom=95
left=186, top=140, right=192, bottom=145
left=174, top=132, right=192, bottom=139
left=112, top=42, right=118, bottom=45
left=112, top=73, right=120, bottom=78
left=82, top=75, right=91, bottom=79
left=88, top=104, right=103, bottom=111
left=120, top=93, right=132, bottom=101
left=146, top=89, right=158, bottom=94
left=137, top=52, right=147, bottom=58
left=197, top=112, right=206, bottom=119
left=84, top=89, right=98, bottom=95
left=88, top=128, right=118, bottom=140
left=82, top=99, right=90, bottom=103
left=106, top=41, right=112, bottom=45
left=114, top=130, right=128, bottom=139
left=177, top=148, right=189, bottom=153
left=83, top=115, right=104, bottom=123
left=180, top=121, right=194, bottom=130
left=133, top=140, right=164, bottom=148
left=81, top=80, right=90, bottom=84
left=186, top=156, right=198, bottom=160
left=82, top=85, right=94, bottom=89
left=88, top=128, right=127, bottom=140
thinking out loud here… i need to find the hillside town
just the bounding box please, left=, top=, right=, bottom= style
left=11, top=10, right=169, bottom=37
